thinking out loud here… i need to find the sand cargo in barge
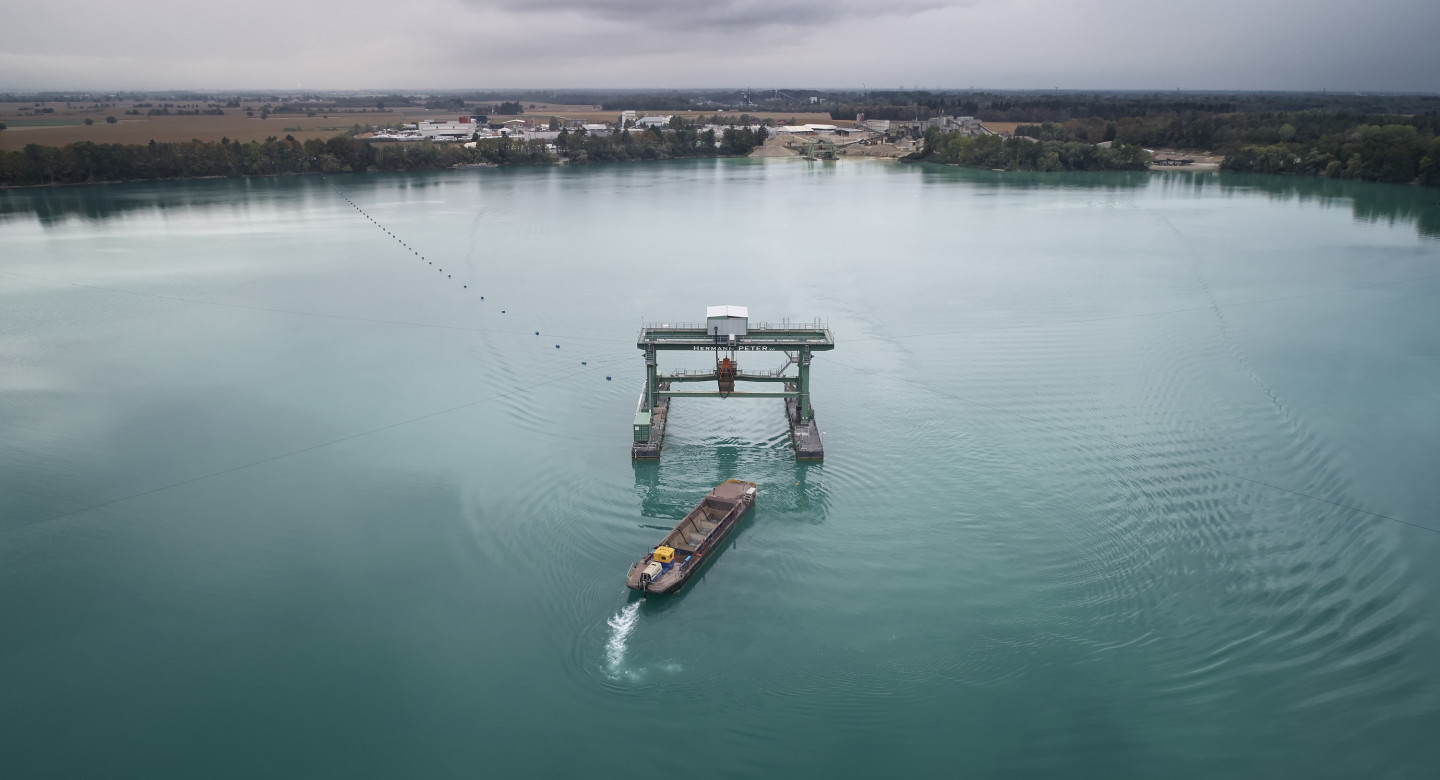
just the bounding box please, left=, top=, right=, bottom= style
left=626, top=480, right=758, bottom=595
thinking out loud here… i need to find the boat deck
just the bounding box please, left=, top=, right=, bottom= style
left=627, top=480, right=758, bottom=594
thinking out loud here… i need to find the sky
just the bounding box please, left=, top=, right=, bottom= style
left=2, top=0, right=1438, bottom=92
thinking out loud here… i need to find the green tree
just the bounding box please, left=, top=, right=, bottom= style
left=106, top=116, right=117, bottom=124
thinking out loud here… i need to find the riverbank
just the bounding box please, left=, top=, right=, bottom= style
left=0, top=128, right=767, bottom=187
left=912, top=131, right=1151, bottom=172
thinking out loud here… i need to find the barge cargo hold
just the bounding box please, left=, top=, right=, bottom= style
left=626, top=480, right=758, bottom=595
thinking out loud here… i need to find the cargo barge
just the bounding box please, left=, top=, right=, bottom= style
left=626, top=480, right=758, bottom=595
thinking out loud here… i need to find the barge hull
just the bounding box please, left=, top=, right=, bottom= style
left=626, top=480, right=757, bottom=594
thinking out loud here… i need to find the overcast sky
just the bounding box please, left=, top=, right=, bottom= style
left=2, top=0, right=1437, bottom=92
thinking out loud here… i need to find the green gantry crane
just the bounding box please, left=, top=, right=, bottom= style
left=633, top=306, right=834, bottom=460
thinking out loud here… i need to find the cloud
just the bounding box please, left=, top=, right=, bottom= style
left=0, top=0, right=1436, bottom=91
left=504, top=0, right=958, bottom=29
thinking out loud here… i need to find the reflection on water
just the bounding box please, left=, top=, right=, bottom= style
left=5, top=165, right=1437, bottom=239
left=1214, top=172, right=1440, bottom=238
left=631, top=459, right=666, bottom=520
left=914, top=163, right=1440, bottom=238
left=0, top=177, right=291, bottom=225
left=633, top=442, right=832, bottom=523
left=917, top=163, right=1152, bottom=192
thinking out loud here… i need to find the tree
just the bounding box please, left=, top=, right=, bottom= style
left=85, top=117, right=94, bottom=126
left=106, top=116, right=117, bottom=124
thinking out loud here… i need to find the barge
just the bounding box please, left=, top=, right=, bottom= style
left=626, top=480, right=758, bottom=595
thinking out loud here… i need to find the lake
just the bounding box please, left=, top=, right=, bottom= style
left=3, top=160, right=1439, bottom=777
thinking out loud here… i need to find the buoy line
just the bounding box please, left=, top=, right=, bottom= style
left=321, top=173, right=479, bottom=292
left=318, top=174, right=598, bottom=358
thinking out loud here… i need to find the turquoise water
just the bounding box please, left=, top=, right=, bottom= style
left=3, top=160, right=1439, bottom=777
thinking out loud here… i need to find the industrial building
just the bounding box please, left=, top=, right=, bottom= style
left=415, top=117, right=480, bottom=139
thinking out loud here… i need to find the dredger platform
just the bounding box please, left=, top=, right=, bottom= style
left=631, top=306, right=834, bottom=460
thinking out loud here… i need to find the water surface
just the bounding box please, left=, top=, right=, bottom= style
left=3, top=161, right=1439, bottom=777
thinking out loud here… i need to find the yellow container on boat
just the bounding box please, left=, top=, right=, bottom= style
left=653, top=546, right=675, bottom=563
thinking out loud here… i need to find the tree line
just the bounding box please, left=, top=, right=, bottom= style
left=545, top=122, right=765, bottom=164
left=829, top=91, right=1440, bottom=123
left=0, top=126, right=768, bottom=186
left=1010, top=111, right=1440, bottom=185
left=913, top=130, right=1151, bottom=172
left=0, top=136, right=473, bottom=185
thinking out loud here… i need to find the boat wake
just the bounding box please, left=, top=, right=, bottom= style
left=604, top=601, right=642, bottom=674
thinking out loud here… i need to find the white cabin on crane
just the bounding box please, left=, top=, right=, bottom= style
left=706, top=305, right=749, bottom=337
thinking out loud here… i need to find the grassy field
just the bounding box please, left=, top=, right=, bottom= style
left=1, top=99, right=851, bottom=151
left=0, top=101, right=467, bottom=151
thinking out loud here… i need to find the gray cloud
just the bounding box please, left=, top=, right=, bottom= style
left=0, top=0, right=1437, bottom=91
left=506, top=0, right=957, bottom=29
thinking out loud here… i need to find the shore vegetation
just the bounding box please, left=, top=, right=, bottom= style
left=0, top=123, right=767, bottom=186
left=912, top=130, right=1151, bottom=172
left=1009, top=112, right=1440, bottom=186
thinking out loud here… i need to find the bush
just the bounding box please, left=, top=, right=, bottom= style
left=918, top=130, right=1150, bottom=171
